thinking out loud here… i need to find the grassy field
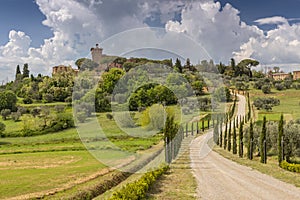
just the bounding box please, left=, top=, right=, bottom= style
left=0, top=110, right=165, bottom=199
left=250, top=88, right=300, bottom=121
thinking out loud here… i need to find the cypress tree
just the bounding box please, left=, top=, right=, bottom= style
left=15, top=65, right=21, bottom=80
left=224, top=122, right=227, bottom=150
left=219, top=120, right=223, bottom=147
left=22, top=63, right=30, bottom=79
left=278, top=114, right=284, bottom=164
left=248, top=121, right=254, bottom=160
left=260, top=116, right=267, bottom=163
left=247, top=92, right=251, bottom=121
left=228, top=120, right=232, bottom=151
left=239, top=121, right=244, bottom=157
left=232, top=120, right=237, bottom=154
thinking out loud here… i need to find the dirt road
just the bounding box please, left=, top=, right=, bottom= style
left=190, top=94, right=300, bottom=200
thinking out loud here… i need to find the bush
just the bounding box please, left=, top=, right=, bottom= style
left=280, top=161, right=300, bottom=173
left=262, top=84, right=271, bottom=94
left=23, top=96, right=33, bottom=104
left=139, top=104, right=166, bottom=130
left=1, top=109, right=11, bottom=120
left=274, top=83, right=285, bottom=91
left=110, top=165, right=169, bottom=200
left=114, top=112, right=136, bottom=128
left=50, top=113, right=75, bottom=130
left=293, top=83, right=300, bottom=90
left=11, top=112, right=21, bottom=122
left=17, top=106, right=28, bottom=115
left=0, top=122, right=5, bottom=137
left=43, top=93, right=54, bottom=103
left=106, top=113, right=113, bottom=120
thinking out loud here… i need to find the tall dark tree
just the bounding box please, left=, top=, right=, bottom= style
left=224, top=122, right=228, bottom=150
left=278, top=114, right=284, bottom=164
left=260, top=116, right=267, bottom=163
left=228, top=120, right=232, bottom=151
left=22, top=63, right=30, bottom=79
left=15, top=65, right=21, bottom=80
left=239, top=121, right=244, bottom=157
left=174, top=58, right=183, bottom=73
left=248, top=121, right=254, bottom=160
left=232, top=120, right=237, bottom=154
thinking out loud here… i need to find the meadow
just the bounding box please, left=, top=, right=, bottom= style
left=249, top=88, right=300, bottom=121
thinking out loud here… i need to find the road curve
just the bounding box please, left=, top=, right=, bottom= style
left=190, top=94, right=300, bottom=200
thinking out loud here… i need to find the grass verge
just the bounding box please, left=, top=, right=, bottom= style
left=214, top=146, right=300, bottom=187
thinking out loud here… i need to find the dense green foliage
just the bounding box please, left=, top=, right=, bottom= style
left=110, top=165, right=169, bottom=200
left=280, top=161, right=300, bottom=173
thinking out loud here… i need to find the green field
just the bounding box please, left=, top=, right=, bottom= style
left=250, top=88, right=300, bottom=121
left=0, top=110, right=166, bottom=199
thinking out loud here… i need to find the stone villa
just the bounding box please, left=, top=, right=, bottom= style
left=293, top=71, right=300, bottom=80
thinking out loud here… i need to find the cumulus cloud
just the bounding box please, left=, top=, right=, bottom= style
left=254, top=16, right=289, bottom=25
left=165, top=1, right=263, bottom=62
left=234, top=23, right=300, bottom=65
left=1, top=0, right=300, bottom=82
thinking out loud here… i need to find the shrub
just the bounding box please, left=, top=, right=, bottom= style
left=110, top=165, right=169, bottom=200
left=31, top=107, right=41, bottom=118
left=293, top=83, right=300, bottom=90
left=1, top=109, right=11, bottom=120
left=11, top=112, right=21, bottom=122
left=106, top=113, right=113, bottom=120
left=274, top=83, right=285, bottom=91
left=23, top=96, right=33, bottom=104
left=114, top=112, right=136, bottom=128
left=280, top=161, right=300, bottom=173
left=50, top=113, right=75, bottom=130
left=17, top=106, right=27, bottom=115
left=43, top=93, right=54, bottom=103
left=262, top=84, right=271, bottom=94
left=0, top=122, right=5, bottom=137
left=139, top=104, right=166, bottom=130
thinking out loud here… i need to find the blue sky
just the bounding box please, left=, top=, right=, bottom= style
left=0, top=0, right=300, bottom=82
left=0, top=0, right=53, bottom=47
left=1, top=0, right=300, bottom=48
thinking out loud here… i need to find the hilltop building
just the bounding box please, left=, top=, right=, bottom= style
left=52, top=65, right=79, bottom=76
left=270, top=73, right=291, bottom=81
left=90, top=44, right=103, bottom=65
left=293, top=71, right=300, bottom=80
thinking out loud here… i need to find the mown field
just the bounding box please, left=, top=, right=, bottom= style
left=249, top=88, right=300, bottom=121
left=0, top=102, right=207, bottom=199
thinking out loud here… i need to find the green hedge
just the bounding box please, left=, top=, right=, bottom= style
left=280, top=161, right=300, bottom=173
left=109, top=165, right=169, bottom=200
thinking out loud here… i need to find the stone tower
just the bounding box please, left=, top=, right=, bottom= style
left=90, top=44, right=103, bottom=65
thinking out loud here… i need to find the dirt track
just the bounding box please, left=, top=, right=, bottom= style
left=190, top=94, right=300, bottom=200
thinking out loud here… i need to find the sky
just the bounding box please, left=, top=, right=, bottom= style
left=1, top=0, right=300, bottom=82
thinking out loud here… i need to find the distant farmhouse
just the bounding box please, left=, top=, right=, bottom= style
left=293, top=70, right=300, bottom=80
left=269, top=70, right=300, bottom=81
left=52, top=65, right=79, bottom=76
left=270, top=73, right=291, bottom=81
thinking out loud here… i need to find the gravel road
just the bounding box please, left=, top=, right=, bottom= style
left=190, top=94, right=300, bottom=200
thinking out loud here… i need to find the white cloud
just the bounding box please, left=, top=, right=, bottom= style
left=254, top=16, right=289, bottom=25
left=1, top=0, right=300, bottom=82
left=165, top=1, right=263, bottom=62
left=234, top=23, right=300, bottom=65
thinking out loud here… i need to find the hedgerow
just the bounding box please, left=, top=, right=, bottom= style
left=109, top=165, right=169, bottom=200
left=280, top=161, right=300, bottom=173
